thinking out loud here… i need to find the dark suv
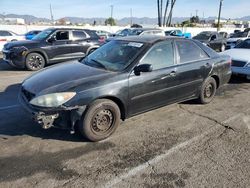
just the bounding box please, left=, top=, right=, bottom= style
left=2, top=28, right=101, bottom=71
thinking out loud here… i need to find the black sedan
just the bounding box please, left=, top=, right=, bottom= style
left=19, top=36, right=232, bottom=141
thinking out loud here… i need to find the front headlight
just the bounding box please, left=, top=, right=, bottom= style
left=30, top=92, right=76, bottom=107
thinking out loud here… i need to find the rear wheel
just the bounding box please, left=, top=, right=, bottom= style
left=198, top=77, right=217, bottom=104
left=25, top=52, right=45, bottom=71
left=79, top=99, right=120, bottom=142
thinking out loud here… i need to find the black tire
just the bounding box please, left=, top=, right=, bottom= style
left=88, top=48, right=96, bottom=55
left=198, top=77, right=217, bottom=104
left=25, top=52, right=45, bottom=71
left=79, top=99, right=120, bottom=142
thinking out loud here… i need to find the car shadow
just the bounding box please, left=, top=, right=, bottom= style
left=181, top=75, right=250, bottom=105
left=0, top=83, right=89, bottom=143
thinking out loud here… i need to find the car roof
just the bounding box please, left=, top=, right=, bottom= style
left=46, top=27, right=92, bottom=31
left=132, top=28, right=163, bottom=31
left=115, top=35, right=180, bottom=44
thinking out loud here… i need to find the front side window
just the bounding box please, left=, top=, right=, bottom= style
left=55, top=31, right=69, bottom=40
left=72, top=31, right=86, bottom=40
left=140, top=41, right=174, bottom=70
left=176, top=40, right=208, bottom=64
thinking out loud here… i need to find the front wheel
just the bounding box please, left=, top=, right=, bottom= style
left=79, top=99, right=121, bottom=142
left=25, top=53, right=45, bottom=71
left=198, top=77, right=217, bottom=104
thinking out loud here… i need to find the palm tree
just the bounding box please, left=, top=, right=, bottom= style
left=157, top=0, right=162, bottom=26
left=163, top=0, right=170, bottom=27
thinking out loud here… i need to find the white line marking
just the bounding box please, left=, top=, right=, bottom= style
left=0, top=104, right=20, bottom=111
left=104, top=112, right=245, bottom=188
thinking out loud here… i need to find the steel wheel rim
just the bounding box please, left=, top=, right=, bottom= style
left=204, top=84, right=213, bottom=98
left=91, top=109, right=114, bottom=134
left=28, top=55, right=43, bottom=69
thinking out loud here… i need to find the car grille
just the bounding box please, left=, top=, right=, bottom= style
left=231, top=60, right=247, bottom=67
left=22, top=88, right=35, bottom=101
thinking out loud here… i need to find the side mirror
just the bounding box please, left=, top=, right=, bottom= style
left=48, top=36, right=56, bottom=43
left=134, top=64, right=153, bottom=75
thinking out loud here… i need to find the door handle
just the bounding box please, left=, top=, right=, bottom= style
left=169, top=71, right=176, bottom=77
left=204, top=63, right=210, bottom=68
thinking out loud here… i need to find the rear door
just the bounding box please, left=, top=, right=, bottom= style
left=173, top=39, right=212, bottom=99
left=128, top=40, right=180, bottom=115
left=71, top=30, right=100, bottom=57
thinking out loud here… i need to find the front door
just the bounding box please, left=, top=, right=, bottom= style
left=45, top=30, right=72, bottom=61
left=128, top=40, right=179, bottom=115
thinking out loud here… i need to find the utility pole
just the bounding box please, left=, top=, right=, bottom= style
left=195, top=9, right=198, bottom=17
left=217, top=0, right=223, bottom=31
left=130, top=8, right=133, bottom=26
left=110, top=5, right=114, bottom=18
left=50, top=4, right=54, bottom=25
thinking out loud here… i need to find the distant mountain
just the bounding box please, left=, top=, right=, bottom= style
left=0, top=14, right=50, bottom=23
left=0, top=14, right=250, bottom=25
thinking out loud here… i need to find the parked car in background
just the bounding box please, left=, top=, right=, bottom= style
left=0, top=30, right=25, bottom=51
left=221, top=39, right=250, bottom=79
left=219, top=31, right=228, bottom=38
left=94, top=30, right=111, bottom=43
left=193, top=31, right=227, bottom=52
left=165, top=29, right=192, bottom=38
left=25, top=30, right=42, bottom=40
left=112, top=28, right=165, bottom=38
left=226, top=31, right=250, bottom=50
left=19, top=36, right=231, bottom=141
left=2, top=28, right=101, bottom=71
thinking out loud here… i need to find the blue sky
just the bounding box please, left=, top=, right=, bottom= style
left=0, top=0, right=249, bottom=19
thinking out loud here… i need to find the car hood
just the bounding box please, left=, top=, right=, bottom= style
left=227, top=37, right=248, bottom=42
left=220, top=49, right=250, bottom=62
left=22, top=61, right=116, bottom=96
left=4, top=40, right=40, bottom=50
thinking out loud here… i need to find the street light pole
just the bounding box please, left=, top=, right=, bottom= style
left=110, top=5, right=114, bottom=19
left=217, top=0, right=223, bottom=31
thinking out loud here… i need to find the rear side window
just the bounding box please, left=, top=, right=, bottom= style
left=55, top=31, right=69, bottom=40
left=85, top=30, right=99, bottom=38
left=72, top=31, right=87, bottom=40
left=176, top=40, right=208, bottom=64
left=140, top=41, right=174, bottom=70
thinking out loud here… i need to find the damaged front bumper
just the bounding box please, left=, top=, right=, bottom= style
left=19, top=91, right=86, bottom=133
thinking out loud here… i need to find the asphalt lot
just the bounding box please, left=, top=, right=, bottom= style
left=0, top=59, right=250, bottom=188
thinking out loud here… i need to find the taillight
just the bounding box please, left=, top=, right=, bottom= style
left=0, top=39, right=7, bottom=41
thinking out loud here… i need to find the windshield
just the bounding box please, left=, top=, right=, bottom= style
left=130, top=29, right=143, bottom=36
left=82, top=40, right=144, bottom=72
left=32, top=29, right=54, bottom=40
left=193, top=32, right=211, bottom=40
left=230, top=32, right=248, bottom=38
left=235, top=39, right=250, bottom=49
left=116, top=29, right=132, bottom=37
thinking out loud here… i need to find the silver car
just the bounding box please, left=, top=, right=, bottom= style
left=221, top=39, right=250, bottom=79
